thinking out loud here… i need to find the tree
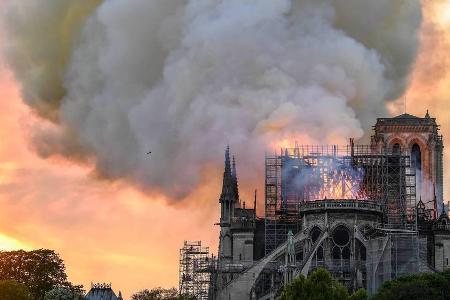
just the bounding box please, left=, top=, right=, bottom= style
left=131, top=287, right=196, bottom=300
left=348, top=289, right=368, bottom=300
left=0, top=249, right=81, bottom=300
left=44, top=287, right=86, bottom=300
left=0, top=279, right=32, bottom=300
left=278, top=268, right=367, bottom=300
left=372, top=269, right=450, bottom=300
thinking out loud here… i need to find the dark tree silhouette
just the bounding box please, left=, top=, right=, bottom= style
left=0, top=249, right=80, bottom=300
left=278, top=268, right=367, bottom=300
left=0, top=279, right=32, bottom=300
left=131, top=287, right=196, bottom=300
left=372, top=269, right=450, bottom=300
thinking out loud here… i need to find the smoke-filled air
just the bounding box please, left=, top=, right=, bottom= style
left=1, top=0, right=422, bottom=200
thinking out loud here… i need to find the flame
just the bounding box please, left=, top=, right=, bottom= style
left=307, top=168, right=368, bottom=201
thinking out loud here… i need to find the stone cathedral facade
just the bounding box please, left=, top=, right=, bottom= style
left=371, top=112, right=444, bottom=217
left=209, top=112, right=450, bottom=300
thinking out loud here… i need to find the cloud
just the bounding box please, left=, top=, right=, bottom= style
left=1, top=0, right=422, bottom=201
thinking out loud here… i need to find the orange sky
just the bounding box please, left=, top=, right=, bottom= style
left=0, top=1, right=450, bottom=299
left=0, top=62, right=220, bottom=297
left=398, top=0, right=450, bottom=200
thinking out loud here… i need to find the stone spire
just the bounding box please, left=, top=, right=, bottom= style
left=232, top=155, right=236, bottom=178
left=225, top=146, right=231, bottom=176
left=220, top=146, right=236, bottom=204
left=232, top=155, right=240, bottom=206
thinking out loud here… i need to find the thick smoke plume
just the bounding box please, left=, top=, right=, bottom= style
left=1, top=0, right=422, bottom=200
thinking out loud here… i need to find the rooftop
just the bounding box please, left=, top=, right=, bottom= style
left=85, top=283, right=122, bottom=300
left=375, top=111, right=438, bottom=127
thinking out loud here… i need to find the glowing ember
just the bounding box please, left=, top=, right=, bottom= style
left=308, top=169, right=368, bottom=200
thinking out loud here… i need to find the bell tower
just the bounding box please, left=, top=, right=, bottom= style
left=371, top=111, right=444, bottom=218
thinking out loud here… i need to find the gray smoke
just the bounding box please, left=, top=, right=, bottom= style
left=1, top=0, right=422, bottom=200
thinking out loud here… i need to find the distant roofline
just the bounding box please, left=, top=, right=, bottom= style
left=393, top=113, right=420, bottom=119
left=375, top=112, right=438, bottom=126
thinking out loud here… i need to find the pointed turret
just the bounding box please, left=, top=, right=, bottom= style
left=232, top=155, right=236, bottom=179
left=284, top=230, right=296, bottom=286
left=437, top=203, right=448, bottom=221
left=417, top=196, right=426, bottom=220
left=225, top=146, right=231, bottom=174
left=220, top=146, right=235, bottom=203
left=219, top=147, right=239, bottom=224
left=232, top=155, right=240, bottom=206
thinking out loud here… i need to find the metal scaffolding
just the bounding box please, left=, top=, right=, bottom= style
left=366, top=231, right=419, bottom=295
left=265, top=144, right=417, bottom=254
left=179, top=241, right=211, bottom=300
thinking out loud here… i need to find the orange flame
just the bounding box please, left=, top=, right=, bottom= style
left=307, top=170, right=368, bottom=201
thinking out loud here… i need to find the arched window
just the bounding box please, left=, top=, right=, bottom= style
left=316, top=245, right=324, bottom=260
left=411, top=144, right=422, bottom=170
left=332, top=226, right=350, bottom=246
left=332, top=247, right=341, bottom=259
left=392, top=143, right=401, bottom=154
left=356, top=239, right=366, bottom=261
left=412, top=144, right=422, bottom=198
left=310, top=227, right=322, bottom=243
left=342, top=246, right=350, bottom=259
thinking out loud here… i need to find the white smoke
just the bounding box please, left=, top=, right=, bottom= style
left=1, top=0, right=422, bottom=200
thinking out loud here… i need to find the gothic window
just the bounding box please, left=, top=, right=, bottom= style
left=310, top=226, right=322, bottom=243
left=392, top=143, right=401, bottom=154
left=411, top=144, right=422, bottom=170
left=342, top=246, right=350, bottom=259
left=313, top=244, right=324, bottom=261
left=332, top=226, right=350, bottom=246
left=412, top=144, right=422, bottom=198
left=332, top=247, right=341, bottom=259
left=316, top=245, right=324, bottom=260
left=331, top=225, right=351, bottom=262
left=356, top=239, right=366, bottom=261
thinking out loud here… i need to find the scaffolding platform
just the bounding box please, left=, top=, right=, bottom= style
left=264, top=144, right=416, bottom=254
left=179, top=241, right=211, bottom=300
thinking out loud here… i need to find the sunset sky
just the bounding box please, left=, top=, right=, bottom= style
left=0, top=61, right=221, bottom=294
left=0, top=1, right=450, bottom=298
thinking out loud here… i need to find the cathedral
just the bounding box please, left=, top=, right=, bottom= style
left=209, top=112, right=450, bottom=300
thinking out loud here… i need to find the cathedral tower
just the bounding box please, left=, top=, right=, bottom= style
left=371, top=111, right=444, bottom=217
left=216, top=147, right=256, bottom=290
left=218, top=146, right=239, bottom=262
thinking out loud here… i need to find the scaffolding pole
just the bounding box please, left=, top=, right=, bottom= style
left=179, top=241, right=211, bottom=300
left=264, top=145, right=417, bottom=255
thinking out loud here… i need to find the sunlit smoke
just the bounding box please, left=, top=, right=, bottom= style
left=1, top=0, right=423, bottom=201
